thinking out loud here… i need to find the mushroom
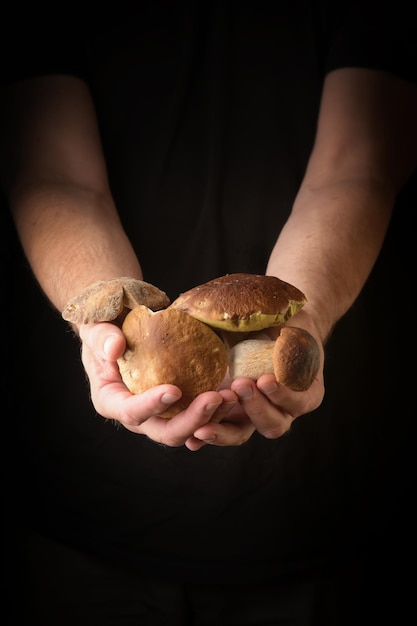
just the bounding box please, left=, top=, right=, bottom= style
left=170, top=273, right=306, bottom=331
left=228, top=327, right=321, bottom=391
left=62, top=274, right=319, bottom=419
left=170, top=273, right=320, bottom=391
left=62, top=277, right=170, bottom=325
left=62, top=278, right=227, bottom=418
left=117, top=305, right=228, bottom=418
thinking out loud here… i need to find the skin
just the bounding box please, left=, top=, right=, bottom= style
left=2, top=69, right=417, bottom=449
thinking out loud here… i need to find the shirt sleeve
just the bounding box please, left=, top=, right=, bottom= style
left=324, top=0, right=417, bottom=85
left=1, top=8, right=88, bottom=86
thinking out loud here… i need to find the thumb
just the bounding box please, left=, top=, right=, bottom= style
left=79, top=323, right=126, bottom=361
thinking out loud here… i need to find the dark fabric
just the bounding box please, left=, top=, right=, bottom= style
left=8, top=531, right=415, bottom=626
left=3, top=0, right=417, bottom=612
left=9, top=531, right=352, bottom=626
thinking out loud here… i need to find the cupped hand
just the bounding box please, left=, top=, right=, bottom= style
left=78, top=308, right=325, bottom=450
left=187, top=370, right=324, bottom=449
left=188, top=310, right=325, bottom=449
left=78, top=322, right=238, bottom=447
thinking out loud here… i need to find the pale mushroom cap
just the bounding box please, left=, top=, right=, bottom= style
left=62, top=277, right=170, bottom=324
left=117, top=305, right=228, bottom=418
left=170, top=273, right=306, bottom=331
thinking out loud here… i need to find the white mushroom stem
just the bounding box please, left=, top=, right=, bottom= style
left=227, top=327, right=321, bottom=391
left=228, top=338, right=276, bottom=379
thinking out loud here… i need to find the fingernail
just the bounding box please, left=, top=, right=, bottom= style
left=161, top=393, right=181, bottom=405
left=204, top=402, right=222, bottom=415
left=262, top=381, right=278, bottom=394
left=218, top=401, right=237, bottom=414
left=236, top=385, right=253, bottom=399
left=103, top=334, right=117, bottom=357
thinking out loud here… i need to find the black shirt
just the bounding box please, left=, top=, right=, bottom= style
left=4, top=1, right=417, bottom=583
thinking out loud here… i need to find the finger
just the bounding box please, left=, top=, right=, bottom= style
left=210, top=388, right=239, bottom=422
left=190, top=412, right=256, bottom=448
left=79, top=322, right=126, bottom=361
left=185, top=391, right=239, bottom=450
left=257, top=373, right=325, bottom=417
left=256, top=374, right=303, bottom=415
left=99, top=383, right=183, bottom=426
left=137, top=391, right=227, bottom=446
left=232, top=377, right=295, bottom=439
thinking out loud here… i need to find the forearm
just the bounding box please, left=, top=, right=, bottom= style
left=267, top=69, right=417, bottom=344
left=266, top=178, right=394, bottom=344
left=10, top=181, right=143, bottom=313
left=1, top=75, right=142, bottom=313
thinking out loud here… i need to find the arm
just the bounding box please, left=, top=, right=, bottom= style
left=3, top=70, right=416, bottom=449
left=1, top=76, right=143, bottom=311
left=1, top=75, right=238, bottom=444
left=267, top=68, right=417, bottom=344
left=193, top=67, right=417, bottom=448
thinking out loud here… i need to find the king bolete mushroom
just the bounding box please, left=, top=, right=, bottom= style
left=117, top=305, right=228, bottom=418
left=170, top=273, right=320, bottom=391
left=170, top=273, right=306, bottom=331
left=227, top=327, right=321, bottom=391
left=62, top=277, right=170, bottom=325
left=62, top=277, right=228, bottom=419
left=62, top=274, right=320, bottom=419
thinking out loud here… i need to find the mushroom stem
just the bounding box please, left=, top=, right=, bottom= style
left=228, top=327, right=321, bottom=391
left=228, top=339, right=275, bottom=379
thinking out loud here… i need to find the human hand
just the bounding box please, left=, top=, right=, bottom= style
left=187, top=310, right=325, bottom=450
left=186, top=370, right=324, bottom=450
left=76, top=276, right=323, bottom=451
left=79, top=323, right=238, bottom=447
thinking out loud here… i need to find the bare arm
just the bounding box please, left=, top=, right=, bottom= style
left=1, top=74, right=237, bottom=445
left=267, top=68, right=417, bottom=344
left=3, top=69, right=417, bottom=449
left=208, top=66, right=417, bottom=447
left=1, top=75, right=143, bottom=312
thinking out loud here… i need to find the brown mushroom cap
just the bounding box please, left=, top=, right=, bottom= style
left=272, top=326, right=320, bottom=391
left=62, top=277, right=170, bottom=325
left=170, top=273, right=306, bottom=331
left=117, top=305, right=228, bottom=418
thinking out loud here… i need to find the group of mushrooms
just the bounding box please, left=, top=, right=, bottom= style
left=62, top=273, right=320, bottom=418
